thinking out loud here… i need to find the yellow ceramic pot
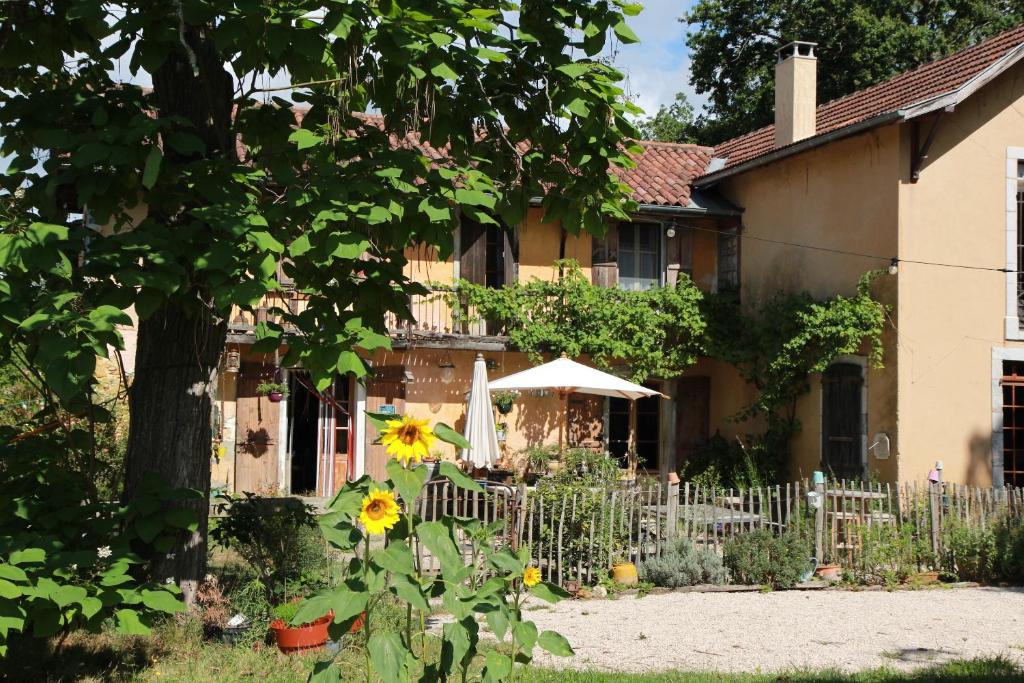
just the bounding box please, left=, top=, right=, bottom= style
left=611, top=562, right=638, bottom=586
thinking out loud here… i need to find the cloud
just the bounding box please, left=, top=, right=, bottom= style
left=610, top=0, right=706, bottom=118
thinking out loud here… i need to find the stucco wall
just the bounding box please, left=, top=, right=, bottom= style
left=718, top=125, right=901, bottom=481
left=896, top=64, right=1024, bottom=485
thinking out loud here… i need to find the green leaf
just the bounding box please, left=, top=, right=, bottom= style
left=415, top=521, right=462, bottom=573
left=135, top=515, right=162, bottom=543
left=484, top=604, right=509, bottom=641
left=291, top=591, right=332, bottom=625
left=513, top=619, right=538, bottom=653
left=288, top=128, right=323, bottom=150
left=434, top=424, right=471, bottom=451
left=454, top=188, right=495, bottom=209
left=0, top=580, right=20, bottom=600
left=309, top=661, right=341, bottom=683
left=81, top=596, right=104, bottom=620
left=482, top=650, right=512, bottom=682
left=115, top=608, right=151, bottom=635
left=430, top=62, right=459, bottom=81
left=320, top=522, right=361, bottom=550
left=289, top=234, right=312, bottom=257
left=373, top=541, right=416, bottom=576
left=389, top=573, right=429, bottom=612
left=387, top=459, right=428, bottom=504
left=441, top=617, right=477, bottom=673
left=487, top=548, right=523, bottom=574
left=142, top=146, right=163, bottom=189
left=0, top=565, right=27, bottom=582
left=555, top=63, right=592, bottom=78
left=141, top=589, right=186, bottom=614
left=538, top=629, right=574, bottom=656
left=437, top=461, right=482, bottom=493
left=9, top=548, right=45, bottom=565
left=474, top=47, right=507, bottom=62
left=330, top=589, right=369, bottom=623
left=529, top=581, right=569, bottom=604
left=368, top=632, right=408, bottom=683
left=612, top=19, right=640, bottom=44
left=247, top=230, right=284, bottom=254
left=52, top=585, right=87, bottom=607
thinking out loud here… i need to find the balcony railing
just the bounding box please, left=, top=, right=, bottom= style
left=227, top=286, right=506, bottom=341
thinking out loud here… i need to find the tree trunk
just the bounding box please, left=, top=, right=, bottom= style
left=122, top=21, right=234, bottom=607
left=125, top=302, right=226, bottom=605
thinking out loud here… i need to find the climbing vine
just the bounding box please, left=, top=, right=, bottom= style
left=450, top=261, right=706, bottom=383
left=454, top=265, right=887, bottom=485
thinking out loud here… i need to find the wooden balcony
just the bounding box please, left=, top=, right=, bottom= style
left=227, top=286, right=507, bottom=349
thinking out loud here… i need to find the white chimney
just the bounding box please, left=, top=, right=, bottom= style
left=774, top=41, right=817, bottom=148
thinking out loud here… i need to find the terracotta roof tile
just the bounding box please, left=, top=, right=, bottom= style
left=712, top=23, right=1024, bottom=172
left=617, top=141, right=714, bottom=206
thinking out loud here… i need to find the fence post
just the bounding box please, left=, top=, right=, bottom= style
left=666, top=477, right=680, bottom=540
left=814, top=475, right=825, bottom=563
left=929, top=463, right=943, bottom=558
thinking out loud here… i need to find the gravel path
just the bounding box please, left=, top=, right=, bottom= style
left=523, top=587, right=1024, bottom=673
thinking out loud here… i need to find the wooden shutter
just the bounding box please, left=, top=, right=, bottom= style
left=591, top=223, right=619, bottom=288
left=821, top=363, right=864, bottom=480
left=503, top=225, right=518, bottom=286
left=234, top=365, right=281, bottom=494
left=666, top=226, right=694, bottom=286
left=460, top=215, right=486, bottom=285
left=676, top=376, right=710, bottom=470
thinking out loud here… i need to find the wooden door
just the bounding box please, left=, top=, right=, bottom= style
left=364, top=367, right=407, bottom=481
left=821, top=363, right=864, bottom=480
left=592, top=224, right=619, bottom=288
left=676, top=377, right=710, bottom=471
left=235, top=366, right=281, bottom=494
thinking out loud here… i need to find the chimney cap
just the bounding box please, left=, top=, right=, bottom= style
left=776, top=41, right=818, bottom=62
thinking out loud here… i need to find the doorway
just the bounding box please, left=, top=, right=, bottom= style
left=288, top=373, right=320, bottom=495
left=606, top=390, right=661, bottom=470
left=821, top=362, right=865, bottom=480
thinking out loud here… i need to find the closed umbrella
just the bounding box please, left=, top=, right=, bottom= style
left=488, top=353, right=664, bottom=470
left=462, top=353, right=501, bottom=468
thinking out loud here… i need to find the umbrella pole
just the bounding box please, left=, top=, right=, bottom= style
left=559, top=390, right=568, bottom=454
left=628, top=399, right=638, bottom=476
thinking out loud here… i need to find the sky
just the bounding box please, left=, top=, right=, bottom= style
left=613, top=0, right=705, bottom=119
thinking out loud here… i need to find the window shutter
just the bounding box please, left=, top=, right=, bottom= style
left=591, top=223, right=619, bottom=288
left=666, top=226, right=694, bottom=286
left=716, top=227, right=739, bottom=292
left=503, top=224, right=518, bottom=286
left=459, top=214, right=486, bottom=285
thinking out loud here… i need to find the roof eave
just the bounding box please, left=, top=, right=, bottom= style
left=697, top=40, right=1024, bottom=188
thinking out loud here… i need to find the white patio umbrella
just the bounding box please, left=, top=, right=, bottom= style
left=488, top=353, right=664, bottom=469
left=461, top=353, right=501, bottom=468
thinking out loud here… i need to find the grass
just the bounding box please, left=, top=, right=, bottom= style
left=7, top=622, right=1024, bottom=683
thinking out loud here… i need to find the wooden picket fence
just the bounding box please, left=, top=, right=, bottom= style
left=409, top=477, right=1024, bottom=587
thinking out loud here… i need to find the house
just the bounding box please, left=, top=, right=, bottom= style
left=213, top=141, right=742, bottom=495
left=213, top=22, right=1024, bottom=494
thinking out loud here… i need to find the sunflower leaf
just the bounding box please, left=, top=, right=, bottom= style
left=434, top=422, right=470, bottom=449
left=366, top=411, right=399, bottom=430
left=438, top=462, right=483, bottom=493
left=386, top=460, right=428, bottom=506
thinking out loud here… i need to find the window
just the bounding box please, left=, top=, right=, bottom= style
left=460, top=215, right=515, bottom=288
left=1005, top=148, right=1024, bottom=339
left=1002, top=361, right=1024, bottom=487
left=618, top=222, right=661, bottom=291
left=717, top=228, right=739, bottom=292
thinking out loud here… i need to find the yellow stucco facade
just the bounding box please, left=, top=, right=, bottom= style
left=710, top=59, right=1024, bottom=485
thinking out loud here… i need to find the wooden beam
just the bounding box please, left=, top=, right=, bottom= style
left=910, top=111, right=945, bottom=183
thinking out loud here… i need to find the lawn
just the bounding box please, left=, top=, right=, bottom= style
left=8, top=621, right=1023, bottom=683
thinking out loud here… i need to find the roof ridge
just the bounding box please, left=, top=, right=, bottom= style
left=636, top=139, right=713, bottom=152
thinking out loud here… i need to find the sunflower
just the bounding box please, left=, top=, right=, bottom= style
left=380, top=416, right=436, bottom=465
left=523, top=566, right=541, bottom=587
left=359, top=489, right=400, bottom=535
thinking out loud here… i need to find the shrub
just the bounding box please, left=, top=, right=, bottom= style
left=209, top=493, right=324, bottom=609
left=640, top=538, right=727, bottom=587
left=993, top=517, right=1024, bottom=582
left=855, top=523, right=921, bottom=586
left=943, top=518, right=997, bottom=583
left=723, top=529, right=811, bottom=589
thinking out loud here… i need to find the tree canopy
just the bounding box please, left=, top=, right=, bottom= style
left=683, top=0, right=1024, bottom=144
left=634, top=91, right=695, bottom=143
left=0, top=0, right=645, bottom=598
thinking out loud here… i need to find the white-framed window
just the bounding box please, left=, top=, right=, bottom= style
left=618, top=221, right=662, bottom=291
left=1004, top=147, right=1024, bottom=340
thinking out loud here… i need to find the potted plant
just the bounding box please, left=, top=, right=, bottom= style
left=611, top=553, right=639, bottom=586
left=495, top=422, right=508, bottom=441
left=269, top=600, right=332, bottom=654
left=256, top=381, right=288, bottom=403
left=815, top=562, right=842, bottom=581
left=493, top=390, right=517, bottom=415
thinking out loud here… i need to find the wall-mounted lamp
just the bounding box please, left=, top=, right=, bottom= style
left=403, top=369, right=416, bottom=384
left=486, top=358, right=500, bottom=371
left=438, top=353, right=455, bottom=384
left=224, top=350, right=241, bottom=374
left=665, top=226, right=677, bottom=239
left=888, top=257, right=899, bottom=276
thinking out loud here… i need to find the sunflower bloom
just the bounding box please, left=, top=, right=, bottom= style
left=359, top=489, right=400, bottom=535
left=523, top=566, right=541, bottom=587
left=380, top=416, right=436, bottom=465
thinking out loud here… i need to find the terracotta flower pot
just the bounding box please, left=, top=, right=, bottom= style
left=912, top=570, right=940, bottom=585
left=268, top=391, right=284, bottom=403
left=611, top=562, right=639, bottom=586
left=349, top=611, right=366, bottom=634
left=270, top=612, right=332, bottom=654
left=815, top=563, right=842, bottom=581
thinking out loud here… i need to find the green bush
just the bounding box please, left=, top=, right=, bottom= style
left=993, top=516, right=1024, bottom=582
left=639, top=538, right=727, bottom=587
left=723, top=529, right=811, bottom=589
left=855, top=523, right=923, bottom=586
left=943, top=518, right=997, bottom=583
left=210, top=493, right=326, bottom=609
